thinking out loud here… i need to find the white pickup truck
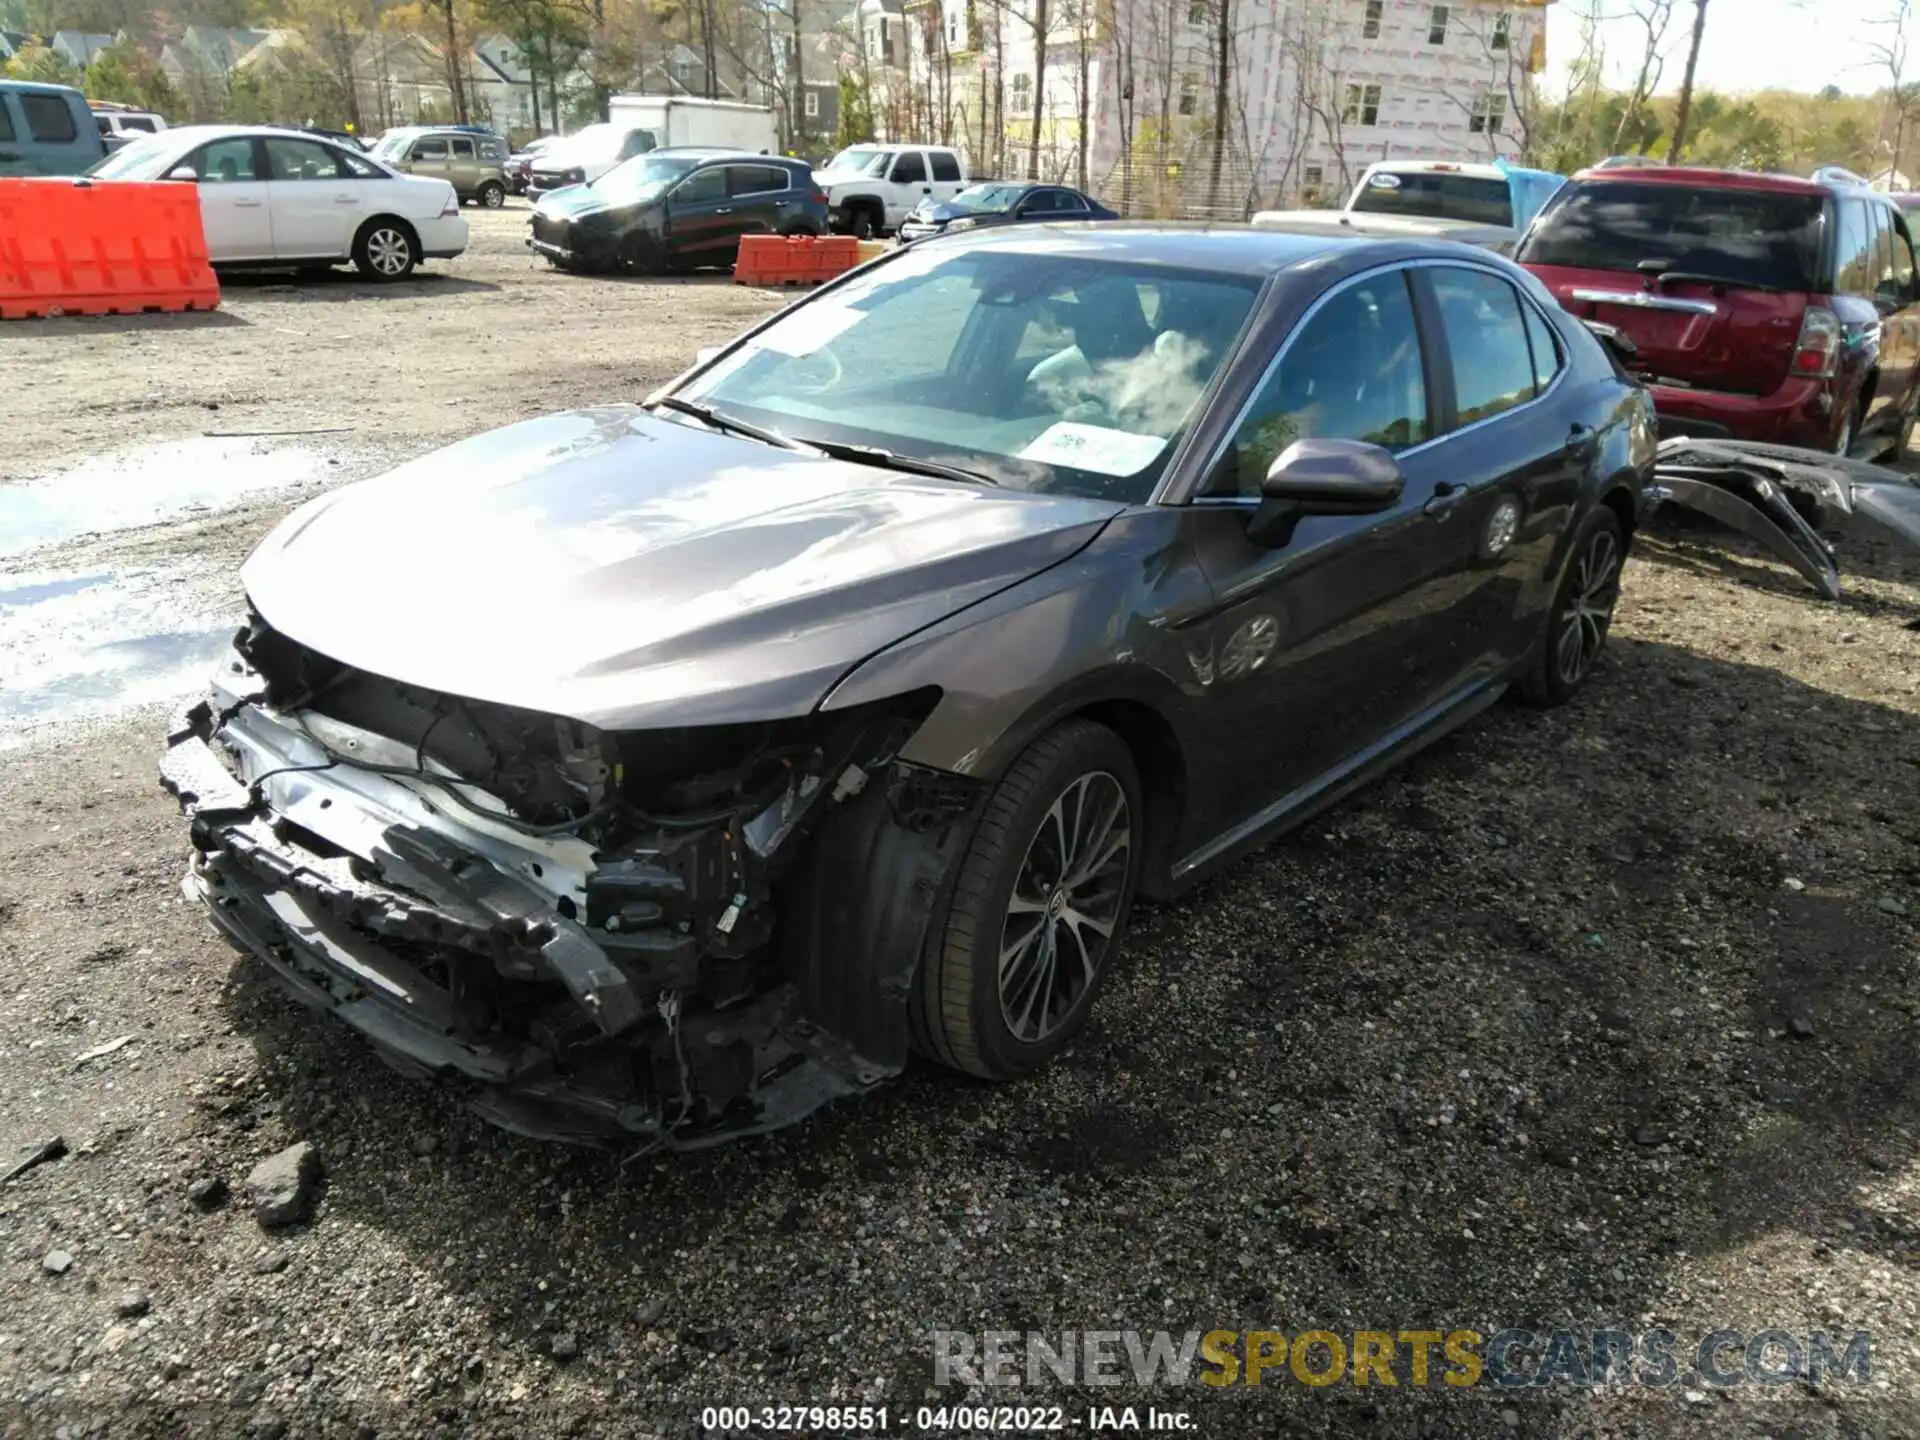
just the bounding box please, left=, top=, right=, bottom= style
left=1253, top=159, right=1564, bottom=254
left=815, top=143, right=968, bottom=238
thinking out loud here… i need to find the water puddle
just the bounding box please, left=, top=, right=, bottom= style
left=0, top=557, right=240, bottom=748
left=0, top=435, right=336, bottom=561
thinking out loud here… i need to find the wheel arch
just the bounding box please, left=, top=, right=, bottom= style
left=354, top=212, right=421, bottom=252
left=933, top=667, right=1195, bottom=899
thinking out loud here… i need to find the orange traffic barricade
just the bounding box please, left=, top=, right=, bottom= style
left=732, top=233, right=865, bottom=288
left=0, top=178, right=220, bottom=320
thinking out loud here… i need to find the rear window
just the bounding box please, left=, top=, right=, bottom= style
left=1520, top=181, right=1826, bottom=292
left=1350, top=171, right=1511, bottom=225
left=20, top=92, right=78, bottom=143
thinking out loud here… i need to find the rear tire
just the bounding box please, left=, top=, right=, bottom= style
left=911, top=721, right=1142, bottom=1081
left=352, top=219, right=417, bottom=281
left=477, top=180, right=506, bottom=209
left=1517, top=507, right=1624, bottom=708
left=849, top=206, right=877, bottom=241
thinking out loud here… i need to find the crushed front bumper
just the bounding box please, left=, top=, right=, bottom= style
left=160, top=660, right=934, bottom=1148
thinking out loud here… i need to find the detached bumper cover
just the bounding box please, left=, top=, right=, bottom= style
left=1648, top=437, right=1920, bottom=600
left=160, top=663, right=945, bottom=1148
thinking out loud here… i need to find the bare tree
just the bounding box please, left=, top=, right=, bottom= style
left=1667, top=0, right=1710, bottom=161
left=1204, top=0, right=1230, bottom=208
left=1864, top=0, right=1917, bottom=185
left=1612, top=0, right=1675, bottom=153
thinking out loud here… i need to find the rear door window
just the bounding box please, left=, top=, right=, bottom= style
left=193, top=136, right=260, bottom=182
left=891, top=151, right=926, bottom=185
left=930, top=150, right=961, bottom=182
left=728, top=164, right=789, bottom=196
left=20, top=92, right=77, bottom=143
left=450, top=137, right=475, bottom=159
left=673, top=166, right=727, bottom=204
left=1520, top=181, right=1826, bottom=292
left=1429, top=267, right=1540, bottom=425
left=1521, top=300, right=1563, bottom=394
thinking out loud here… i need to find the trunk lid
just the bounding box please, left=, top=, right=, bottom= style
left=1517, top=177, right=1828, bottom=396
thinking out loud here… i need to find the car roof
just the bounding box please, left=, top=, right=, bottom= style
left=929, top=221, right=1509, bottom=276
left=1566, top=164, right=1835, bottom=197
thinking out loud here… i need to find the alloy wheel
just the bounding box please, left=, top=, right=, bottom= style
left=482, top=184, right=505, bottom=209
left=1554, top=527, right=1621, bottom=687
left=367, top=228, right=411, bottom=276
left=997, top=771, right=1132, bottom=1044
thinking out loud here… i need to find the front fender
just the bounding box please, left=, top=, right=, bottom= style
left=817, top=510, right=1213, bottom=859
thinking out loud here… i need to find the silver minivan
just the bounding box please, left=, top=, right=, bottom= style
left=373, top=127, right=510, bottom=207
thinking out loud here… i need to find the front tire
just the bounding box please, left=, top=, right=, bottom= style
left=477, top=180, right=506, bottom=209
left=353, top=220, right=417, bottom=281
left=1518, top=507, right=1624, bottom=707
left=912, top=720, right=1142, bottom=1080
left=848, top=206, right=877, bottom=241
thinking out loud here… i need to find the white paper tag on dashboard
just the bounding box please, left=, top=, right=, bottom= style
left=1018, top=422, right=1167, bottom=475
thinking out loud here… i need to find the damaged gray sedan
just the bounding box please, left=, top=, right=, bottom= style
left=163, top=226, right=1654, bottom=1147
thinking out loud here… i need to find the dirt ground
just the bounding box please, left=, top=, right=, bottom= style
left=2, top=207, right=1920, bottom=1438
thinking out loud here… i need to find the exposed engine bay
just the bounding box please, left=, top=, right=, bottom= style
left=161, top=613, right=981, bottom=1148
left=1648, top=437, right=1920, bottom=600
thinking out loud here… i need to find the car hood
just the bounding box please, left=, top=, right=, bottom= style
left=242, top=406, right=1123, bottom=732
left=533, top=185, right=625, bottom=220
left=911, top=200, right=993, bottom=224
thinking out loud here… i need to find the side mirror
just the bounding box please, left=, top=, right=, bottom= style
left=166, top=165, right=197, bottom=183
left=1246, top=438, right=1404, bottom=548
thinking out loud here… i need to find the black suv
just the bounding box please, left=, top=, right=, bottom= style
left=529, top=149, right=828, bottom=274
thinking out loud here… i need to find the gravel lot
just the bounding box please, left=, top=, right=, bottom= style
left=2, top=207, right=1920, bottom=1438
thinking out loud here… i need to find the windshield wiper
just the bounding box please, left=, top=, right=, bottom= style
left=649, top=395, right=807, bottom=451
left=803, top=437, right=999, bottom=486
left=1651, top=269, right=1786, bottom=295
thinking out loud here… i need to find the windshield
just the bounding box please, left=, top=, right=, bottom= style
left=1350, top=170, right=1511, bottom=225
left=824, top=146, right=890, bottom=176
left=369, top=133, right=409, bottom=157
left=592, top=153, right=698, bottom=203
left=948, top=183, right=1028, bottom=215
left=87, top=132, right=175, bottom=178
left=675, top=246, right=1261, bottom=503
left=1519, top=180, right=1826, bottom=291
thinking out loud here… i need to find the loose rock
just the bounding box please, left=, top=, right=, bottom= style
left=41, top=1249, right=72, bottom=1276
left=245, top=1142, right=321, bottom=1228
left=116, top=1287, right=150, bottom=1318
left=186, top=1176, right=229, bottom=1211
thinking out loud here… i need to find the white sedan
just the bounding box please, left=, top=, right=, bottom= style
left=89, top=125, right=469, bottom=281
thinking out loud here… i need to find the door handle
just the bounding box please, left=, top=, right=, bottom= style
left=333, top=195, right=359, bottom=204
left=715, top=206, right=732, bottom=215
left=774, top=199, right=790, bottom=207
left=1423, top=481, right=1466, bottom=516
left=232, top=199, right=263, bottom=208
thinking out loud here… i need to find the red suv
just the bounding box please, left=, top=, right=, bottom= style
left=1516, top=166, right=1920, bottom=458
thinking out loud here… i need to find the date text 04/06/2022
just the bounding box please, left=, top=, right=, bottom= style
left=697, top=1405, right=1196, bottom=1432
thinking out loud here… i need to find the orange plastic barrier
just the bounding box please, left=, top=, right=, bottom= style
left=0, top=178, right=220, bottom=320
left=732, top=233, right=864, bottom=288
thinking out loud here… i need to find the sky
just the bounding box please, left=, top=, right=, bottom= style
left=1544, top=0, right=1915, bottom=98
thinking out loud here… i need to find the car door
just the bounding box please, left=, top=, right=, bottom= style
left=262, top=134, right=358, bottom=259
left=184, top=135, right=273, bottom=261
left=1417, top=262, right=1588, bottom=677
left=1183, top=265, right=1481, bottom=823
left=726, top=162, right=793, bottom=238
left=446, top=135, right=477, bottom=196
left=407, top=135, right=450, bottom=184
left=663, top=164, right=733, bottom=260
left=886, top=148, right=929, bottom=229
left=1869, top=201, right=1920, bottom=440
left=1014, top=188, right=1062, bottom=225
